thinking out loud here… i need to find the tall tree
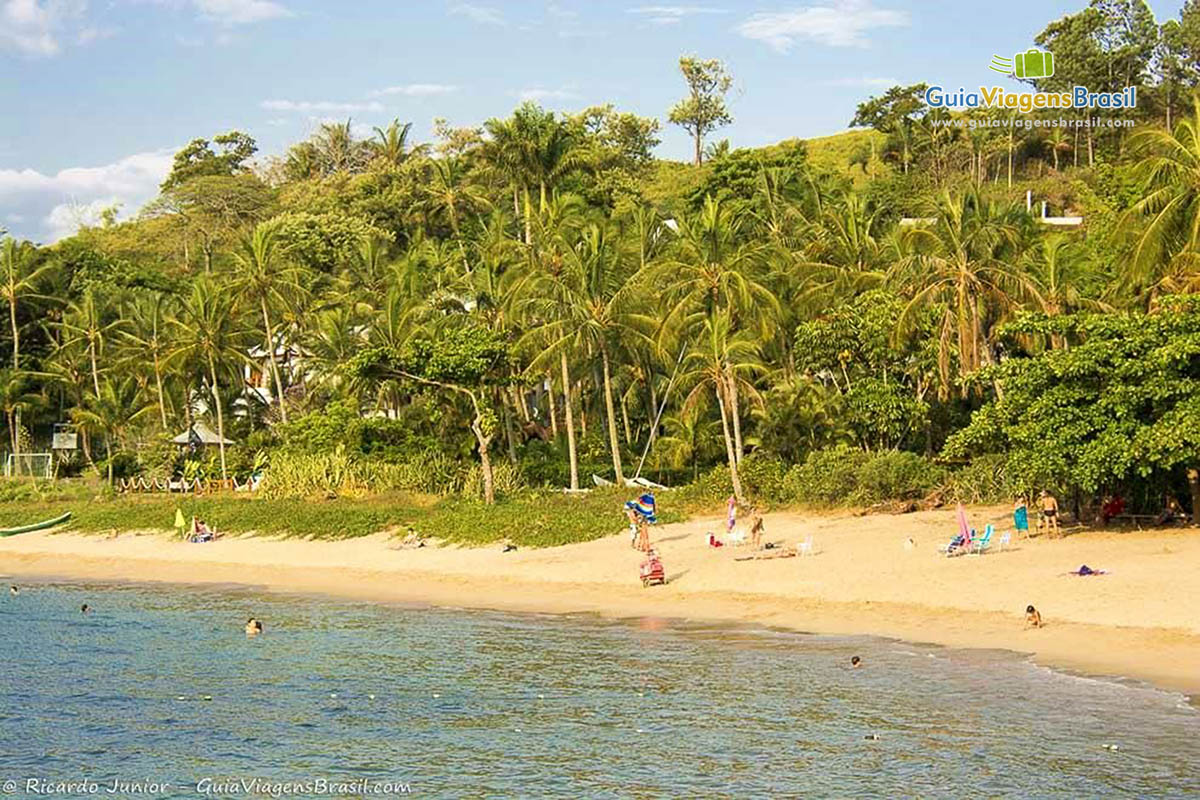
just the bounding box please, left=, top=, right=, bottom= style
left=1, top=237, right=52, bottom=371
left=71, top=377, right=155, bottom=485
left=668, top=56, right=734, bottom=166
left=350, top=327, right=513, bottom=504
left=170, top=279, right=249, bottom=481
left=230, top=222, right=304, bottom=423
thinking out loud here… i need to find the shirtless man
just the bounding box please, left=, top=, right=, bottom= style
left=1038, top=491, right=1060, bottom=538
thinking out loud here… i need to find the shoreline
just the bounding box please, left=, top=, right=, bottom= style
left=2, top=507, right=1198, bottom=698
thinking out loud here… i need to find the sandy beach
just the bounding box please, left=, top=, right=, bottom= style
left=2, top=506, right=1197, bottom=696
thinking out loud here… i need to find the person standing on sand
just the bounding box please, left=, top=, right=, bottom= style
left=747, top=507, right=765, bottom=550
left=1013, top=498, right=1030, bottom=539
left=1038, top=491, right=1060, bottom=538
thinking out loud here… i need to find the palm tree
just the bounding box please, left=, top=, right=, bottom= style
left=655, top=197, right=777, bottom=463
left=679, top=312, right=762, bottom=501
left=119, top=293, right=178, bottom=428
left=170, top=279, right=250, bottom=480
left=230, top=222, right=305, bottom=423
left=59, top=291, right=126, bottom=397
left=0, top=237, right=53, bottom=370
left=370, top=119, right=421, bottom=167
left=890, top=190, right=1031, bottom=396
left=421, top=157, right=491, bottom=239
left=526, top=222, right=656, bottom=485
left=1044, top=127, right=1072, bottom=172
left=1123, top=98, right=1200, bottom=299
left=312, top=119, right=372, bottom=175
left=483, top=103, right=578, bottom=244
left=655, top=403, right=722, bottom=481
left=0, top=369, right=40, bottom=458
left=71, top=377, right=155, bottom=485
left=1, top=236, right=54, bottom=457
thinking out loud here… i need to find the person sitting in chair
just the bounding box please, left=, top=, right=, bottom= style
left=1156, top=495, right=1185, bottom=527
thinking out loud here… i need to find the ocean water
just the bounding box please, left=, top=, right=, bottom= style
left=0, top=584, right=1197, bottom=799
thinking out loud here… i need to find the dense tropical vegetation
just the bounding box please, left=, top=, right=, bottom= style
left=7, top=0, right=1200, bottom=536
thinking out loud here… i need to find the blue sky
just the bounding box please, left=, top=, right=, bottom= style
left=0, top=0, right=1185, bottom=242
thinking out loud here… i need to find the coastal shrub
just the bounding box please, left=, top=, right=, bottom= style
left=276, top=400, right=440, bottom=462
left=673, top=465, right=734, bottom=509
left=461, top=460, right=525, bottom=500
left=782, top=446, right=868, bottom=506
left=851, top=450, right=946, bottom=505
left=947, top=454, right=1016, bottom=504
left=0, top=480, right=70, bottom=503
left=737, top=453, right=788, bottom=504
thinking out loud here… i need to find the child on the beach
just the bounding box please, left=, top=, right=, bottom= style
left=1025, top=605, right=1043, bottom=628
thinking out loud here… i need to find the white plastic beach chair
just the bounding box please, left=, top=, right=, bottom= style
left=797, top=536, right=815, bottom=556
left=726, top=526, right=747, bottom=546
left=997, top=531, right=1011, bottom=552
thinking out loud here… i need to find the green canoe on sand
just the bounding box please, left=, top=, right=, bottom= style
left=0, top=511, right=72, bottom=537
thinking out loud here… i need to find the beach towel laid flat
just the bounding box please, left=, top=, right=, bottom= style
left=1068, top=564, right=1107, bottom=576
left=624, top=493, right=657, bottom=524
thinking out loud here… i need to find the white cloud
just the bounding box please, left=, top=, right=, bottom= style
left=825, top=75, right=899, bottom=87
left=76, top=25, right=116, bottom=44
left=448, top=2, right=503, bottom=25
left=0, top=148, right=173, bottom=242
left=371, top=83, right=459, bottom=98
left=628, top=5, right=727, bottom=25
left=261, top=99, right=385, bottom=113
left=0, top=0, right=88, bottom=56
left=516, top=87, right=578, bottom=103
left=44, top=197, right=120, bottom=240
left=192, top=0, right=290, bottom=25
left=737, top=0, right=907, bottom=51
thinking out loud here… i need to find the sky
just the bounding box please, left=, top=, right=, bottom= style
left=0, top=0, right=1186, bottom=243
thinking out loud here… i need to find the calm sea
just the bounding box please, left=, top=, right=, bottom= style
left=0, top=583, right=1196, bottom=799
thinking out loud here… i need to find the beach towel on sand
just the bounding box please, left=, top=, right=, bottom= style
left=1069, top=564, right=1107, bottom=576
left=625, top=493, right=657, bottom=524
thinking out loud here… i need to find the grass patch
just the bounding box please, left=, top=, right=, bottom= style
left=0, top=485, right=689, bottom=548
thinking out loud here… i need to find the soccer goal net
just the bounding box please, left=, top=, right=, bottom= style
left=4, top=453, right=53, bottom=479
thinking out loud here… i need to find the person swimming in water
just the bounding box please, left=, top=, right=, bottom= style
left=245, top=618, right=263, bottom=636
left=80, top=604, right=89, bottom=614
left=850, top=656, right=862, bottom=668
left=1026, top=605, right=1043, bottom=628
left=9, top=585, right=17, bottom=596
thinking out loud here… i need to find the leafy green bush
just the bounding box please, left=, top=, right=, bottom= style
left=947, top=454, right=1016, bottom=504
left=781, top=446, right=947, bottom=507
left=672, top=464, right=734, bottom=510
left=851, top=450, right=946, bottom=505
left=782, top=446, right=868, bottom=506
left=0, top=480, right=70, bottom=503
left=737, top=452, right=788, bottom=503
left=276, top=399, right=440, bottom=462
